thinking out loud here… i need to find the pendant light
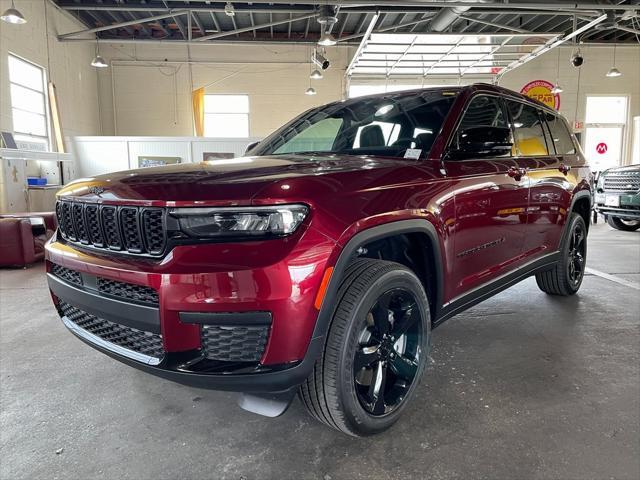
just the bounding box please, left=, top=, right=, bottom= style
left=305, top=53, right=316, bottom=95
left=310, top=69, right=323, bottom=80
left=550, top=48, right=563, bottom=94
left=91, top=40, right=109, bottom=68
left=606, top=33, right=622, bottom=77
left=1, top=0, right=27, bottom=24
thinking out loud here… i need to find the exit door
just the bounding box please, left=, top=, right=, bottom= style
left=583, top=95, right=628, bottom=173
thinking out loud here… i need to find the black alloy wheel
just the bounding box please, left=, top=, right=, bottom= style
left=353, top=289, right=423, bottom=416
left=567, top=221, right=586, bottom=287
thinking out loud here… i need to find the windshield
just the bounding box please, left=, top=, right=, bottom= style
left=252, top=90, right=458, bottom=159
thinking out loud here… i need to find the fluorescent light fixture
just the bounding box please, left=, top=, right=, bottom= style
left=606, top=67, right=622, bottom=77
left=310, top=69, right=323, bottom=80
left=305, top=87, right=317, bottom=96
left=91, top=55, right=109, bottom=68
left=1, top=1, right=26, bottom=24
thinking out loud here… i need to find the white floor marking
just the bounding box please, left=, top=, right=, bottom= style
left=585, top=267, right=640, bottom=291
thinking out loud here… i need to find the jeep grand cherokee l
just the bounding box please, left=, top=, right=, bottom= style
left=46, top=84, right=592, bottom=436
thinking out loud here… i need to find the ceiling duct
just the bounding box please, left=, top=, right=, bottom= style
left=428, top=0, right=489, bottom=32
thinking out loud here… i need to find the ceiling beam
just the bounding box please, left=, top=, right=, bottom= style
left=457, top=14, right=529, bottom=33
left=195, top=13, right=318, bottom=41
left=346, top=13, right=380, bottom=77
left=59, top=10, right=189, bottom=38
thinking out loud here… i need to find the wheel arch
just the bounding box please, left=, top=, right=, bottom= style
left=311, top=220, right=445, bottom=343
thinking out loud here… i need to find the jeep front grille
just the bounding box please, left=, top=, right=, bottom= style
left=55, top=201, right=166, bottom=256
left=603, top=172, right=640, bottom=193
left=58, top=300, right=164, bottom=360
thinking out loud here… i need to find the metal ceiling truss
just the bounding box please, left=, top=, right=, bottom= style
left=52, top=1, right=639, bottom=44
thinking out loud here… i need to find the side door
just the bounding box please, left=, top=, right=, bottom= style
left=506, top=101, right=575, bottom=258
left=444, top=94, right=530, bottom=299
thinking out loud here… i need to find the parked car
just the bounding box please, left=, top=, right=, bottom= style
left=594, top=164, right=640, bottom=231
left=46, top=84, right=592, bottom=436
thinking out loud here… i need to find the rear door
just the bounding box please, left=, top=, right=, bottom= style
left=445, top=94, right=530, bottom=299
left=506, top=100, right=576, bottom=258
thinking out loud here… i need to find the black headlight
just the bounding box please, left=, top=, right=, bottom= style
left=169, top=204, right=309, bottom=239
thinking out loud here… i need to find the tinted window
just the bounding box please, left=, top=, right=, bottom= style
left=544, top=113, right=576, bottom=154
left=458, top=95, right=507, bottom=131
left=507, top=101, right=549, bottom=156
left=274, top=118, right=343, bottom=154
left=254, top=91, right=457, bottom=159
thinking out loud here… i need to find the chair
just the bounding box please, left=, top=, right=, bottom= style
left=0, top=212, right=56, bottom=267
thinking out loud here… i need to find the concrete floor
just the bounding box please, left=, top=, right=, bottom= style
left=1, top=222, right=639, bottom=480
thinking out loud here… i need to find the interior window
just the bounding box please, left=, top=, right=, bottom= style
left=544, top=113, right=576, bottom=155
left=273, top=117, right=343, bottom=154
left=506, top=101, right=549, bottom=156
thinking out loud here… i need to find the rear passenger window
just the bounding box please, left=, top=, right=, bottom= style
left=544, top=113, right=576, bottom=154
left=506, top=101, right=549, bottom=156
left=458, top=95, right=507, bottom=131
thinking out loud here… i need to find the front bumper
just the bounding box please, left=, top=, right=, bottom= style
left=45, top=224, right=337, bottom=394
left=594, top=191, right=640, bottom=219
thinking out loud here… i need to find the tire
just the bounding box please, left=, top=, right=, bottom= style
left=536, top=212, right=587, bottom=296
left=298, top=259, right=431, bottom=436
left=607, top=216, right=640, bottom=231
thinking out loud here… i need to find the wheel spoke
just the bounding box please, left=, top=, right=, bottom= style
left=389, top=353, right=418, bottom=381
left=354, top=345, right=380, bottom=372
left=368, top=361, right=387, bottom=415
left=390, top=301, right=419, bottom=339
left=370, top=293, right=392, bottom=338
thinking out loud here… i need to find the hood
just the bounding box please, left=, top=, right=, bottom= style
left=57, top=154, right=421, bottom=206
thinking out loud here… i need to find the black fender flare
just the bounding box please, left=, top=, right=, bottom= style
left=560, top=189, right=592, bottom=247
left=310, top=219, right=444, bottom=346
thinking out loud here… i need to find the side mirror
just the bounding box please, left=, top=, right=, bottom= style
left=447, top=126, right=513, bottom=160
left=245, top=141, right=260, bottom=156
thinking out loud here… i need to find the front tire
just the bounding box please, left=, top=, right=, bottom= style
left=299, top=259, right=431, bottom=436
left=536, top=212, right=587, bottom=296
left=607, top=216, right=640, bottom=231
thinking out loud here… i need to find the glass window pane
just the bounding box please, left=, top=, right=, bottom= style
left=459, top=96, right=507, bottom=130
left=274, top=118, right=343, bottom=154
left=507, top=101, right=549, bottom=156
left=354, top=121, right=401, bottom=148
left=585, top=96, right=627, bottom=124
left=584, top=126, right=623, bottom=172
left=12, top=109, right=47, bottom=136
left=204, top=95, right=249, bottom=113
left=544, top=113, right=576, bottom=155
left=10, top=83, right=45, bottom=115
left=8, top=55, right=44, bottom=91
left=204, top=113, right=249, bottom=137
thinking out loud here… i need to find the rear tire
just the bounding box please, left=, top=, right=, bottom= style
left=607, top=216, right=640, bottom=231
left=536, top=213, right=587, bottom=296
left=299, top=259, right=431, bottom=436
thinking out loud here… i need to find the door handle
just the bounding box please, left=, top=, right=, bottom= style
left=559, top=164, right=571, bottom=175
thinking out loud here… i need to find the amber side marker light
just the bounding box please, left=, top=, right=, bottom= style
left=314, top=267, right=334, bottom=310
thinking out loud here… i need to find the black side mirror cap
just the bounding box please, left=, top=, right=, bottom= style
left=245, top=141, right=260, bottom=156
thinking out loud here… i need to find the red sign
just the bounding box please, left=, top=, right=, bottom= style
left=596, top=142, right=608, bottom=154
left=520, top=80, right=560, bottom=110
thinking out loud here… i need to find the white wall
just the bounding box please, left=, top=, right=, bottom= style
left=0, top=0, right=101, bottom=144
left=97, top=42, right=352, bottom=138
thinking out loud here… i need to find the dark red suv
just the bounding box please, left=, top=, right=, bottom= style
left=46, top=84, right=592, bottom=436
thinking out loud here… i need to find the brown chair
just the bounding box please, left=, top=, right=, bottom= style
left=0, top=212, right=56, bottom=267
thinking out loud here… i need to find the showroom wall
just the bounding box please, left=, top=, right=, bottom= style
left=97, top=42, right=639, bottom=153
left=0, top=0, right=101, bottom=141
left=96, top=42, right=353, bottom=137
